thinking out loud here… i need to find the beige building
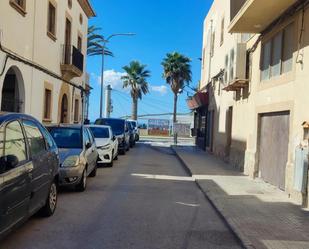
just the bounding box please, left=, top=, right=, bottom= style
left=198, top=0, right=309, bottom=206
left=0, top=0, right=95, bottom=124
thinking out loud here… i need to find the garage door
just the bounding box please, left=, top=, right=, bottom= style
left=258, top=111, right=290, bottom=190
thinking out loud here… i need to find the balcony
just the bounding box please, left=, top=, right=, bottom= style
left=229, top=0, right=298, bottom=33
left=61, top=45, right=84, bottom=80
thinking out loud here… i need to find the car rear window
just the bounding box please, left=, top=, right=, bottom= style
left=95, top=119, right=124, bottom=135
left=89, top=127, right=110, bottom=138
left=48, top=127, right=82, bottom=148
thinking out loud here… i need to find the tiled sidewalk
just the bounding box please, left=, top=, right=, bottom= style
left=172, top=145, right=309, bottom=249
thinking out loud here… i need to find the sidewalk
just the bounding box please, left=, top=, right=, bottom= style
left=172, top=145, right=309, bottom=249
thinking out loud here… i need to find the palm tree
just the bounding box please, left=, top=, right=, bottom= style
left=121, top=61, right=151, bottom=120
left=162, top=52, right=192, bottom=123
left=87, top=25, right=113, bottom=57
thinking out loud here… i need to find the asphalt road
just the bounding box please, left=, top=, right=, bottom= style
left=1, top=141, right=242, bottom=249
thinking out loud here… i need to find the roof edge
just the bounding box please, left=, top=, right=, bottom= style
left=78, top=0, right=96, bottom=18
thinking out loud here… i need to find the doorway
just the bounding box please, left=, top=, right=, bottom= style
left=1, top=66, right=25, bottom=113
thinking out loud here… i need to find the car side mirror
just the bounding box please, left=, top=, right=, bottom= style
left=112, top=135, right=116, bottom=141
left=85, top=142, right=91, bottom=149
left=0, top=155, right=19, bottom=174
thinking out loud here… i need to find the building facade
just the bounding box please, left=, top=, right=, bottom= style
left=198, top=0, right=309, bottom=206
left=0, top=0, right=95, bottom=124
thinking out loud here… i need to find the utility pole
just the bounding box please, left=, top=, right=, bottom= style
left=99, top=33, right=136, bottom=118
left=104, top=85, right=112, bottom=118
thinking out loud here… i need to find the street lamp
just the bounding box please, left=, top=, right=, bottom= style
left=100, top=33, right=136, bottom=118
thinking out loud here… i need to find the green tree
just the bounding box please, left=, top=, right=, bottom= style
left=121, top=61, right=151, bottom=120
left=87, top=26, right=113, bottom=56
left=162, top=52, right=192, bottom=123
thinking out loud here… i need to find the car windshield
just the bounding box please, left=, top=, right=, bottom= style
left=130, top=122, right=137, bottom=128
left=89, top=127, right=110, bottom=138
left=95, top=119, right=124, bottom=135
left=48, top=127, right=82, bottom=148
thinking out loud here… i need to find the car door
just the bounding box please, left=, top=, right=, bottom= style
left=86, top=128, right=97, bottom=169
left=22, top=120, right=51, bottom=214
left=110, top=128, right=118, bottom=156
left=0, top=120, right=32, bottom=236
left=83, top=128, right=94, bottom=174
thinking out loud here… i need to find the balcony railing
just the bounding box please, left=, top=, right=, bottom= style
left=61, top=45, right=84, bottom=79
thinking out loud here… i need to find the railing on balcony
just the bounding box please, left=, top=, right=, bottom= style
left=62, top=45, right=84, bottom=73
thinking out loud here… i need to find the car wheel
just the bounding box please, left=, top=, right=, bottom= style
left=76, top=169, right=87, bottom=192
left=89, top=163, right=97, bottom=177
left=114, top=154, right=118, bottom=160
left=40, top=181, right=57, bottom=217
left=109, top=160, right=113, bottom=167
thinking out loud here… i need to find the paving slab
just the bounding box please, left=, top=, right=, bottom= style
left=172, top=145, right=309, bottom=249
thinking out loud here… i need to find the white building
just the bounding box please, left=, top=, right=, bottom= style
left=0, top=0, right=95, bottom=124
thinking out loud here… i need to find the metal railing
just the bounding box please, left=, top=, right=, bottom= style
left=62, top=45, right=84, bottom=72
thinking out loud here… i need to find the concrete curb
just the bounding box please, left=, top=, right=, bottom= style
left=171, top=145, right=255, bottom=249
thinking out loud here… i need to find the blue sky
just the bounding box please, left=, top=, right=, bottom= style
left=87, top=0, right=212, bottom=121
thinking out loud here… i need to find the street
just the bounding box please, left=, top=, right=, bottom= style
left=1, top=140, right=242, bottom=249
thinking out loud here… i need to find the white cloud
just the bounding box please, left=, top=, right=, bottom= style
left=151, top=85, right=168, bottom=95
left=92, top=70, right=127, bottom=91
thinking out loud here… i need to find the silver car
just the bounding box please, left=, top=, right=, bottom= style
left=47, top=125, right=98, bottom=191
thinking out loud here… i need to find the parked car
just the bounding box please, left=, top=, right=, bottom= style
left=0, top=113, right=59, bottom=240
left=87, top=125, right=118, bottom=167
left=127, top=121, right=135, bottom=148
left=47, top=125, right=98, bottom=192
left=95, top=118, right=130, bottom=155
left=128, top=120, right=139, bottom=141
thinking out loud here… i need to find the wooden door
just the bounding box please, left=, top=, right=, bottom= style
left=258, top=111, right=290, bottom=190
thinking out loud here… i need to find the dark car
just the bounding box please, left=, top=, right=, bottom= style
left=95, top=118, right=130, bottom=154
left=127, top=121, right=135, bottom=147
left=0, top=113, right=59, bottom=240
left=128, top=120, right=139, bottom=141
left=47, top=125, right=98, bottom=191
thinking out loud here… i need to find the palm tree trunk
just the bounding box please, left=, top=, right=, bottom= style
left=132, top=97, right=138, bottom=120
left=173, top=93, right=178, bottom=123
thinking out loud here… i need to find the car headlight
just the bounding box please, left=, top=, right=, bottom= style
left=62, top=155, right=80, bottom=168
left=98, top=144, right=111, bottom=151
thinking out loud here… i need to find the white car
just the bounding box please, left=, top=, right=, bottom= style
left=87, top=125, right=118, bottom=167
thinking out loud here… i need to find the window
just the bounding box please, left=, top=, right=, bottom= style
left=68, top=0, right=72, bottom=9
left=260, top=23, right=294, bottom=81
left=10, top=0, right=26, bottom=15
left=23, top=120, right=46, bottom=157
left=86, top=128, right=95, bottom=144
left=74, top=99, right=79, bottom=122
left=3, top=121, right=27, bottom=164
left=270, top=32, right=282, bottom=77
left=261, top=40, right=271, bottom=81
left=202, top=48, right=205, bottom=68
left=44, top=89, right=52, bottom=120
left=229, top=49, right=235, bottom=82
left=282, top=24, right=293, bottom=73
left=41, top=128, right=56, bottom=150
left=77, top=36, right=82, bottom=51
left=47, top=2, right=56, bottom=39
left=48, top=127, right=82, bottom=148
left=79, top=13, right=83, bottom=25
left=210, top=32, right=215, bottom=57
left=224, top=54, right=229, bottom=83
left=220, top=17, right=225, bottom=46
left=83, top=128, right=90, bottom=146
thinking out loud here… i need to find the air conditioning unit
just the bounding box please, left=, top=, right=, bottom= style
left=228, top=43, right=247, bottom=84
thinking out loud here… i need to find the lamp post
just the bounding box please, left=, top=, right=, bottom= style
left=99, top=33, right=136, bottom=118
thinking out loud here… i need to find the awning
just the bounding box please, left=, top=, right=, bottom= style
left=186, top=92, right=208, bottom=110
left=223, top=79, right=249, bottom=92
